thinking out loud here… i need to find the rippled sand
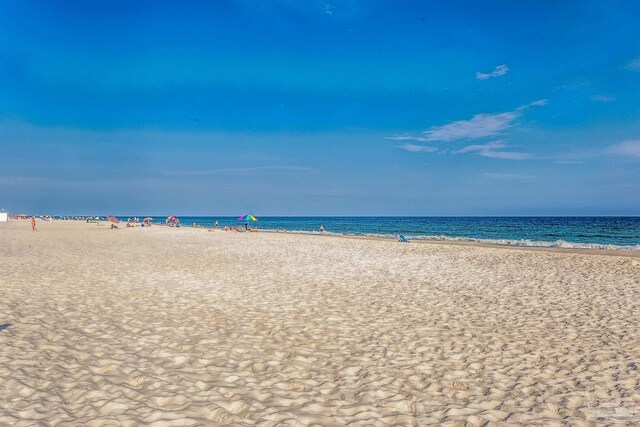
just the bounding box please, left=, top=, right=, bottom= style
left=1, top=220, right=639, bottom=426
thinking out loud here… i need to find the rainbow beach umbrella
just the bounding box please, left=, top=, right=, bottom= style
left=237, top=214, right=258, bottom=222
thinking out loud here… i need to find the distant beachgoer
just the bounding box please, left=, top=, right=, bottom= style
left=245, top=222, right=248, bottom=231
left=214, top=220, right=219, bottom=228
left=31, top=217, right=36, bottom=231
left=319, top=225, right=325, bottom=232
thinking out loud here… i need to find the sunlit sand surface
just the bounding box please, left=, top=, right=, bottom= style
left=1, top=220, right=639, bottom=425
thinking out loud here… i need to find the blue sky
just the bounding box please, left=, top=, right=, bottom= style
left=1, top=0, right=639, bottom=215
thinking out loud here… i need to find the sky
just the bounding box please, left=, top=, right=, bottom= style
left=1, top=0, right=639, bottom=216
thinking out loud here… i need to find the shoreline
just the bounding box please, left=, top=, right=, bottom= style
left=260, top=229, right=640, bottom=258
left=7, top=218, right=640, bottom=257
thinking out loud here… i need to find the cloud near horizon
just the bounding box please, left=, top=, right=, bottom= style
left=476, top=64, right=509, bottom=80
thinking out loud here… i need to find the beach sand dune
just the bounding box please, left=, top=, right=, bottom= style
left=1, top=220, right=639, bottom=425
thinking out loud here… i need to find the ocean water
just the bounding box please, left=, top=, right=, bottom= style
left=120, top=216, right=640, bottom=251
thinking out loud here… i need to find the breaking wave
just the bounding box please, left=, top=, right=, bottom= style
left=265, top=229, right=640, bottom=251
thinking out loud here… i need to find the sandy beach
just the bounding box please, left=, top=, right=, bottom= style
left=1, top=219, right=639, bottom=426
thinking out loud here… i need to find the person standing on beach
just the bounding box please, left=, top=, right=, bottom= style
left=31, top=216, right=37, bottom=231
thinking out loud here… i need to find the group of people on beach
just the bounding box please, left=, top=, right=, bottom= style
left=21, top=217, right=410, bottom=243
left=223, top=225, right=257, bottom=232
left=165, top=217, right=180, bottom=227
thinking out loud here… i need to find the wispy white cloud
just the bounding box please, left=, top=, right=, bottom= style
left=476, top=64, right=509, bottom=80
left=609, top=140, right=640, bottom=159
left=515, top=99, right=548, bottom=111
left=324, top=2, right=335, bottom=15
left=453, top=141, right=508, bottom=154
left=385, top=135, right=430, bottom=142
left=419, top=99, right=547, bottom=143
left=165, top=166, right=316, bottom=176
left=482, top=172, right=535, bottom=180
left=591, top=94, right=616, bottom=102
left=388, top=99, right=547, bottom=159
left=478, top=150, right=534, bottom=160
left=398, top=143, right=438, bottom=153
left=454, top=141, right=533, bottom=160
left=422, top=112, right=518, bottom=142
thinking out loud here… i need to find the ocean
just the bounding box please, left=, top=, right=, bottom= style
left=118, top=216, right=640, bottom=251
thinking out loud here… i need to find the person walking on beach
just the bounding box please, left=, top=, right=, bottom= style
left=31, top=216, right=37, bottom=231
left=319, top=224, right=325, bottom=232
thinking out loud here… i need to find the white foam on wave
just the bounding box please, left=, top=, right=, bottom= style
left=409, top=235, right=640, bottom=251
left=263, top=229, right=640, bottom=251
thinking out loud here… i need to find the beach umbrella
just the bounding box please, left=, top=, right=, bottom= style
left=107, top=216, right=120, bottom=223
left=237, top=214, right=257, bottom=230
left=143, top=217, right=153, bottom=223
